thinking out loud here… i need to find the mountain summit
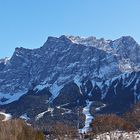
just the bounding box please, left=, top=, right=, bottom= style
left=0, top=35, right=140, bottom=94
left=0, top=35, right=140, bottom=128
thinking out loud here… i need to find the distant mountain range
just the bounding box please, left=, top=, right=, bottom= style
left=0, top=35, right=140, bottom=131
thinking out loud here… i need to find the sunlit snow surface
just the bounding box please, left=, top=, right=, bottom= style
left=95, top=104, right=106, bottom=112
left=93, top=131, right=140, bottom=140
left=79, top=101, right=93, bottom=133
left=35, top=108, right=54, bottom=121
left=20, top=113, right=30, bottom=121
left=0, top=112, right=12, bottom=121
left=34, top=82, right=63, bottom=101
left=0, top=91, right=27, bottom=105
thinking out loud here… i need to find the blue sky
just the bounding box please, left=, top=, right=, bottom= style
left=0, top=0, right=140, bottom=58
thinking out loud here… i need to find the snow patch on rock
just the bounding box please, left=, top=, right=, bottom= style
left=0, top=91, right=27, bottom=105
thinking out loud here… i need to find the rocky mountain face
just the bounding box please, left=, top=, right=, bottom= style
left=0, top=35, right=140, bottom=129
left=0, top=57, right=10, bottom=71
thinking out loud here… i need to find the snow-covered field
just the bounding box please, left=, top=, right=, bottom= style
left=93, top=131, right=140, bottom=140
left=79, top=101, right=93, bottom=133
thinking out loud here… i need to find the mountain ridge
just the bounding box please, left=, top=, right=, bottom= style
left=0, top=35, right=140, bottom=99
left=0, top=35, right=140, bottom=134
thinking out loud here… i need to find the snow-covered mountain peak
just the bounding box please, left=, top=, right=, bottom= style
left=118, top=36, right=137, bottom=43
left=0, top=35, right=140, bottom=105
left=67, top=35, right=111, bottom=48
left=59, top=35, right=73, bottom=42
left=0, top=57, right=10, bottom=65
left=112, top=36, right=138, bottom=48
left=0, top=57, right=10, bottom=71
left=1, top=35, right=140, bottom=135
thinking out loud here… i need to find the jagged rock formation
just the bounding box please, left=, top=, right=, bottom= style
left=0, top=35, right=140, bottom=129
left=0, top=36, right=140, bottom=98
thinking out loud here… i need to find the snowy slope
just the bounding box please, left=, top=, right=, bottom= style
left=0, top=91, right=27, bottom=105
left=0, top=35, right=140, bottom=135
left=79, top=101, right=93, bottom=133
left=0, top=35, right=140, bottom=111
